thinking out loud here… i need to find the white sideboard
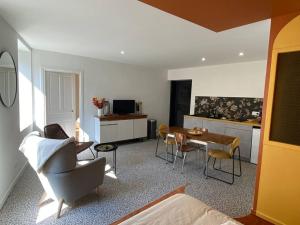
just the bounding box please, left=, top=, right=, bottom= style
left=94, top=114, right=147, bottom=143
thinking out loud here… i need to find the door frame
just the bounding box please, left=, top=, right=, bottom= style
left=42, top=67, right=85, bottom=141
left=169, top=79, right=192, bottom=127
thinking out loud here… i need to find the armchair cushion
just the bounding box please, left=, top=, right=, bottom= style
left=46, top=157, right=106, bottom=203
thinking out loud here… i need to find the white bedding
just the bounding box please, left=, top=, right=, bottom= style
left=19, top=131, right=75, bottom=172
left=119, top=194, right=242, bottom=225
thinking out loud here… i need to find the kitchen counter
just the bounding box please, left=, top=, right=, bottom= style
left=185, top=115, right=261, bottom=128
left=96, top=114, right=147, bottom=121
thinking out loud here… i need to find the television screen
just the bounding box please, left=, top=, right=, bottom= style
left=113, top=100, right=135, bottom=114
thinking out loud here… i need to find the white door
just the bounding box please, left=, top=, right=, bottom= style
left=45, top=71, right=76, bottom=137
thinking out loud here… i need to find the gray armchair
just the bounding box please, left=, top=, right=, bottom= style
left=38, top=141, right=106, bottom=218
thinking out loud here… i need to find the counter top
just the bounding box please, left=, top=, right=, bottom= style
left=96, top=114, right=147, bottom=121
left=185, top=115, right=261, bottom=128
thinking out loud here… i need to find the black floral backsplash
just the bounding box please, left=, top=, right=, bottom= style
left=194, top=96, right=263, bottom=120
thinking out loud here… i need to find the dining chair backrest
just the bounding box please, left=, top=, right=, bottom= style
left=158, top=124, right=168, bottom=138
left=174, top=132, right=187, bottom=147
left=229, top=137, right=240, bottom=157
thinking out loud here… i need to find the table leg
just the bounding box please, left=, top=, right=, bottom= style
left=113, top=150, right=116, bottom=174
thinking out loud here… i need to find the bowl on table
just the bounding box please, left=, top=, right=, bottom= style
left=187, top=128, right=203, bottom=136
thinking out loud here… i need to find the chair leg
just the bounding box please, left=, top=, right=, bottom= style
left=212, top=158, right=222, bottom=170
left=155, top=137, right=160, bottom=156
left=181, top=152, right=187, bottom=174
left=89, top=147, right=95, bottom=159
left=173, top=150, right=179, bottom=170
left=197, top=149, right=200, bottom=168
left=205, top=153, right=241, bottom=184
left=213, top=157, right=217, bottom=169
left=203, top=156, right=211, bottom=176
left=232, top=156, right=235, bottom=184
left=56, top=199, right=64, bottom=219
left=171, top=144, right=174, bottom=160
left=38, top=192, right=48, bottom=206
left=212, top=150, right=241, bottom=177
left=238, top=147, right=242, bottom=176
left=198, top=145, right=205, bottom=167
left=165, top=143, right=169, bottom=164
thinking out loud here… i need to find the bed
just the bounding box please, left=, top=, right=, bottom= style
left=111, top=186, right=242, bottom=225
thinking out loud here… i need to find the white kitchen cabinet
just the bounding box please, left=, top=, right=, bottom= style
left=203, top=119, right=225, bottom=134
left=94, top=115, right=147, bottom=143
left=100, top=123, right=118, bottom=143
left=118, top=120, right=134, bottom=141
left=133, top=118, right=147, bottom=138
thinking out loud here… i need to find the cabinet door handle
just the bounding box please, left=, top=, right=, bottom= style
left=101, top=124, right=118, bottom=126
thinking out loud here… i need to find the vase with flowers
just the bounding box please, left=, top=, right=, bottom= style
left=92, top=97, right=105, bottom=117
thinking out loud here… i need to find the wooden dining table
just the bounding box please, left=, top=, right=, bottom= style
left=160, top=127, right=236, bottom=178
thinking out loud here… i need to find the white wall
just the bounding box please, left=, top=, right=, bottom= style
left=168, top=60, right=267, bottom=114
left=32, top=50, right=170, bottom=140
left=0, top=17, right=29, bottom=209
left=18, top=48, right=33, bottom=132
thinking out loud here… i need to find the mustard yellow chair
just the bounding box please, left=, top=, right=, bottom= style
left=155, top=124, right=176, bottom=162
left=204, top=137, right=242, bottom=184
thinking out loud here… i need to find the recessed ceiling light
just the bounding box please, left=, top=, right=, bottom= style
left=120, top=50, right=125, bottom=55
left=201, top=57, right=206, bottom=62
left=239, top=52, right=244, bottom=56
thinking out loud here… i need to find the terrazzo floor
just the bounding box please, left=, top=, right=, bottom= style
left=0, top=139, right=256, bottom=225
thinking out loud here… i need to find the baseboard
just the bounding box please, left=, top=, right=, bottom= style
left=255, top=210, right=285, bottom=225
left=0, top=162, right=28, bottom=209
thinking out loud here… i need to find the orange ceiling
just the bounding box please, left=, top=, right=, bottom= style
left=139, top=0, right=300, bottom=32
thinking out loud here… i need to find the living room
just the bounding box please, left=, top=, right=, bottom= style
left=0, top=1, right=300, bottom=225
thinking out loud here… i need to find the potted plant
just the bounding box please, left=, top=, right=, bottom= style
left=92, top=97, right=105, bottom=117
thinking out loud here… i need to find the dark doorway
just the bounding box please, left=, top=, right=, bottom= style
left=169, top=80, right=192, bottom=127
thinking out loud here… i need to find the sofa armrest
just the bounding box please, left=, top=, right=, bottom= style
left=75, top=157, right=106, bottom=172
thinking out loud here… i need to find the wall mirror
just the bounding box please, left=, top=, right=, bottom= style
left=0, top=51, right=17, bottom=107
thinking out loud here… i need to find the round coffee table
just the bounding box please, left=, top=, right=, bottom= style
left=94, top=143, right=118, bottom=174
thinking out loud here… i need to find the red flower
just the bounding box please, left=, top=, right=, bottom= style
left=92, top=97, right=105, bottom=109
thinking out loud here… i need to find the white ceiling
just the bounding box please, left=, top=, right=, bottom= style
left=0, top=0, right=270, bottom=69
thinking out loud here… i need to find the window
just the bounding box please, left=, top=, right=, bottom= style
left=270, top=51, right=300, bottom=145
left=18, top=40, right=33, bottom=131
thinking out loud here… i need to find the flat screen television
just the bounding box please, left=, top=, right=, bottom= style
left=113, top=100, right=135, bottom=114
